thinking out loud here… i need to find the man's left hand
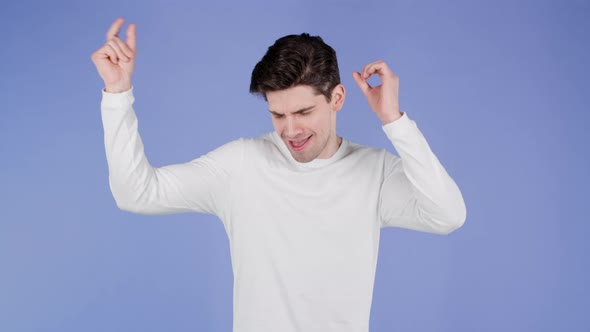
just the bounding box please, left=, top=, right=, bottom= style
left=352, top=60, right=402, bottom=125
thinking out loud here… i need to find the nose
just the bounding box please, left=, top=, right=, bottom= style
left=284, top=116, right=303, bottom=138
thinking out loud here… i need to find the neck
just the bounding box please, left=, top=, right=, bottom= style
left=321, top=134, right=342, bottom=159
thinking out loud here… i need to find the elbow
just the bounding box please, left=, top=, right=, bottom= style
left=113, top=194, right=141, bottom=213
left=114, top=196, right=155, bottom=214
left=438, top=203, right=467, bottom=235
left=109, top=182, right=143, bottom=213
left=115, top=199, right=134, bottom=212
left=421, top=198, right=466, bottom=235
left=439, top=215, right=465, bottom=235
left=113, top=196, right=162, bottom=215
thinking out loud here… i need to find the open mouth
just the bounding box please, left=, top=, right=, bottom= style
left=288, top=135, right=312, bottom=151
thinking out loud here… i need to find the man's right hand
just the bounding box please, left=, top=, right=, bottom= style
left=91, top=18, right=136, bottom=93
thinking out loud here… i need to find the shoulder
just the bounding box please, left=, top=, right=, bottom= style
left=345, top=140, right=398, bottom=160
left=241, top=132, right=278, bottom=153
left=209, top=132, right=274, bottom=154
left=237, top=131, right=286, bottom=162
left=343, top=139, right=402, bottom=171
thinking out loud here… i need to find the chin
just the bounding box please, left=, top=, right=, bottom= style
left=291, top=148, right=320, bottom=163
left=293, top=155, right=314, bottom=163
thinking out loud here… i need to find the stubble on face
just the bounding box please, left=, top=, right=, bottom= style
left=286, top=129, right=337, bottom=163
left=287, top=133, right=324, bottom=163
left=266, top=85, right=339, bottom=163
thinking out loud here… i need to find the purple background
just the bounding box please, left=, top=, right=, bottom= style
left=1, top=0, right=588, bottom=331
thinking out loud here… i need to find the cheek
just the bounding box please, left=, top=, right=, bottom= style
left=311, top=111, right=332, bottom=133
left=271, top=119, right=283, bottom=132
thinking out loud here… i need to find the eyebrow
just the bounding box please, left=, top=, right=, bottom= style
left=268, top=105, right=315, bottom=116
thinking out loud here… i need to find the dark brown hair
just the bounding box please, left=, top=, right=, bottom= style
left=249, top=33, right=341, bottom=102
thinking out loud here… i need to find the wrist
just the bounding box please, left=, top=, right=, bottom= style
left=379, top=111, right=403, bottom=125
left=105, top=81, right=132, bottom=93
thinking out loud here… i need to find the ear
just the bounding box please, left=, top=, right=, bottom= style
left=330, top=84, right=346, bottom=112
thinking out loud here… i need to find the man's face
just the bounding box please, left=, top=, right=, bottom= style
left=266, top=84, right=344, bottom=163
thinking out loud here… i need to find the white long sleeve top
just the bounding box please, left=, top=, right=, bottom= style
left=100, top=88, right=466, bottom=332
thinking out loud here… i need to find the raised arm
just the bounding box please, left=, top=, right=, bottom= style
left=353, top=61, right=466, bottom=234
left=100, top=89, right=243, bottom=216
left=93, top=19, right=243, bottom=216
left=378, top=114, right=466, bottom=234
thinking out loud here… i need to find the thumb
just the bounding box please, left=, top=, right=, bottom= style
left=352, top=71, right=371, bottom=96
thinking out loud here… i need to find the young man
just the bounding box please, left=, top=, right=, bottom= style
left=92, top=18, right=466, bottom=332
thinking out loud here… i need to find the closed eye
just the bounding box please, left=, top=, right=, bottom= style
left=269, top=106, right=314, bottom=118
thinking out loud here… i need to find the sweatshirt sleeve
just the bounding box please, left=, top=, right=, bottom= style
left=100, top=87, right=243, bottom=216
left=378, top=112, right=466, bottom=234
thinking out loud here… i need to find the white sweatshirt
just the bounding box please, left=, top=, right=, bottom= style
left=100, top=88, right=466, bottom=332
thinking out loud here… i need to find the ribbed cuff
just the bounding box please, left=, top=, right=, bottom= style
left=381, top=111, right=418, bottom=140
left=101, top=86, right=135, bottom=108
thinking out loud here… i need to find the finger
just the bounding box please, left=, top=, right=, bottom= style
left=92, top=44, right=119, bottom=65
left=361, top=60, right=382, bottom=78
left=112, top=36, right=134, bottom=59
left=352, top=71, right=372, bottom=96
left=107, top=40, right=129, bottom=62
left=126, top=23, right=137, bottom=52
left=364, top=60, right=395, bottom=79
left=106, top=17, right=124, bottom=41
left=104, top=44, right=119, bottom=64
